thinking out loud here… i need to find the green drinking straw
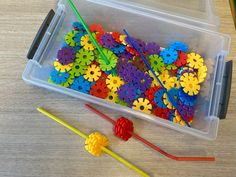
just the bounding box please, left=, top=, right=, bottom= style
left=67, top=0, right=116, bottom=74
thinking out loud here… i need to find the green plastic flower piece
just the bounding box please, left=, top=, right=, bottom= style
left=76, top=48, right=95, bottom=65
left=166, top=64, right=177, bottom=71
left=149, top=54, right=165, bottom=72
left=60, top=74, right=75, bottom=88
left=65, top=30, right=78, bottom=47
left=69, top=62, right=87, bottom=77
left=116, top=98, right=129, bottom=107
left=98, top=48, right=118, bottom=71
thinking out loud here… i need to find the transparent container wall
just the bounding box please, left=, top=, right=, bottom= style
left=25, top=0, right=229, bottom=139
left=103, top=0, right=219, bottom=30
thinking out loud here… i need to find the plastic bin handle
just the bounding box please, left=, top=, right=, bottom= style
left=218, top=60, right=233, bottom=119
left=27, top=9, right=55, bottom=59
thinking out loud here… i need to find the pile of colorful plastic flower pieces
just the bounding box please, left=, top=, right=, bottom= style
left=49, top=22, right=208, bottom=126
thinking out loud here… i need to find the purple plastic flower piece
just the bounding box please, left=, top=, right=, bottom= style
left=178, top=101, right=194, bottom=118
left=118, top=51, right=134, bottom=62
left=134, top=71, right=152, bottom=91
left=57, top=47, right=76, bottom=65
left=145, top=42, right=160, bottom=55
left=125, top=37, right=146, bottom=53
left=117, top=84, right=138, bottom=103
left=100, top=33, right=117, bottom=49
left=118, top=63, right=138, bottom=83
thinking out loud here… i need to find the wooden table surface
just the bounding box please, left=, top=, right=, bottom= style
left=0, top=0, right=235, bottom=177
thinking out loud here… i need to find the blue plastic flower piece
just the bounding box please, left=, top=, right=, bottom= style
left=160, top=48, right=178, bottom=65
left=73, top=22, right=85, bottom=31
left=50, top=70, right=70, bottom=85
left=179, top=88, right=197, bottom=107
left=154, top=89, right=167, bottom=108
left=170, top=41, right=188, bottom=53
left=70, top=76, right=92, bottom=94
left=111, top=44, right=126, bottom=54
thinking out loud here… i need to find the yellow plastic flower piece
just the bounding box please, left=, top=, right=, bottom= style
left=172, top=111, right=187, bottom=126
left=81, top=34, right=95, bottom=51
left=148, top=70, right=160, bottom=87
left=180, top=73, right=200, bottom=96
left=132, top=98, right=152, bottom=114
left=106, top=91, right=118, bottom=103
left=106, top=74, right=124, bottom=92
left=168, top=77, right=181, bottom=90
left=65, top=31, right=78, bottom=47
left=187, top=52, right=204, bottom=69
left=84, top=64, right=102, bottom=82
left=54, top=60, right=73, bottom=72
left=85, top=132, right=109, bottom=157
left=163, top=93, right=175, bottom=109
left=198, top=65, right=208, bottom=83
left=119, top=35, right=127, bottom=45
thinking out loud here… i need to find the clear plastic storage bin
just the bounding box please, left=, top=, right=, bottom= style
left=23, top=0, right=232, bottom=140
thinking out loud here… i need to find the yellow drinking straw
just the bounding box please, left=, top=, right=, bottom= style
left=37, top=107, right=150, bottom=177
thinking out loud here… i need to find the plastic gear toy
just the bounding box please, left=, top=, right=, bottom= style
left=163, top=88, right=179, bottom=109
left=97, top=48, right=118, bottom=71
left=95, top=32, right=104, bottom=46
left=84, top=64, right=102, bottom=82
left=112, top=32, right=122, bottom=43
left=111, top=44, right=126, bottom=55
left=154, top=89, right=167, bottom=108
left=148, top=70, right=161, bottom=87
left=69, top=62, right=87, bottom=77
left=174, top=51, right=188, bottom=67
left=73, top=22, right=85, bottom=31
left=126, top=46, right=139, bottom=56
left=169, top=41, right=189, bottom=53
left=50, top=70, right=70, bottom=85
left=119, top=35, right=127, bottom=45
left=132, top=98, right=153, bottom=114
left=57, top=47, right=76, bottom=65
left=167, top=77, right=181, bottom=90
left=178, top=100, right=194, bottom=118
left=116, top=98, right=129, bottom=107
left=198, top=65, right=208, bottom=83
left=134, top=71, right=152, bottom=91
left=65, top=31, right=78, bottom=47
left=106, top=74, right=124, bottom=92
left=166, top=64, right=177, bottom=71
left=60, top=74, right=75, bottom=88
left=160, top=48, right=178, bottom=65
left=145, top=86, right=161, bottom=105
left=89, top=23, right=104, bottom=34
left=117, top=84, right=138, bottom=104
left=187, top=52, right=204, bottom=69
left=74, top=31, right=85, bottom=45
left=149, top=54, right=165, bottom=72
left=80, top=34, right=95, bottom=51
left=106, top=91, right=118, bottom=103
left=153, top=107, right=170, bottom=119
left=132, top=56, right=148, bottom=72
left=54, top=60, right=73, bottom=72
left=179, top=89, right=197, bottom=107
left=100, top=33, right=117, bottom=49
left=180, top=73, right=200, bottom=96
left=76, top=48, right=95, bottom=65
left=90, top=81, right=109, bottom=99
left=71, top=76, right=92, bottom=94
left=145, top=42, right=160, bottom=55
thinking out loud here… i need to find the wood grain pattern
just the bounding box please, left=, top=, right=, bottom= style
left=0, top=0, right=235, bottom=177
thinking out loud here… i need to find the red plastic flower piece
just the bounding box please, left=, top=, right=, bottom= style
left=174, top=51, right=188, bottom=67
left=95, top=32, right=104, bottom=46
left=126, top=46, right=139, bottom=56
left=89, top=24, right=104, bottom=34
left=90, top=81, right=109, bottom=99
left=145, top=86, right=161, bottom=105
left=153, top=107, right=170, bottom=120
left=112, top=32, right=122, bottom=43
